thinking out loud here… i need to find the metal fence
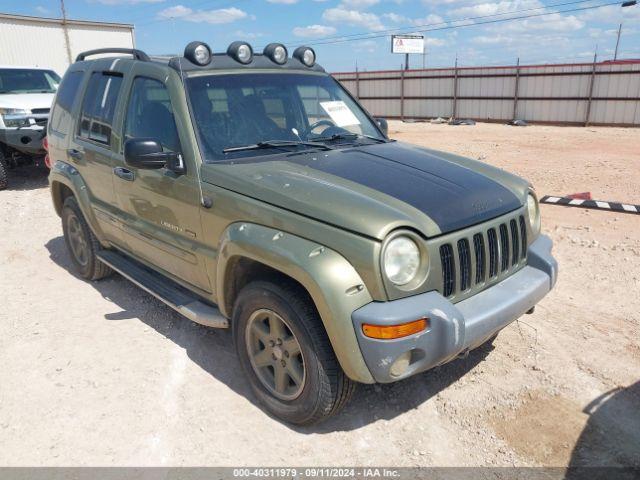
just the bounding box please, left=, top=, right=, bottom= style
left=333, top=60, right=640, bottom=126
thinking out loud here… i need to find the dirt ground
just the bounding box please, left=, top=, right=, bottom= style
left=0, top=122, right=638, bottom=467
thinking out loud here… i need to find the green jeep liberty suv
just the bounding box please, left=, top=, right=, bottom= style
left=48, top=42, right=557, bottom=425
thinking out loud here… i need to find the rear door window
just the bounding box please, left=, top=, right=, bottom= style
left=78, top=72, right=123, bottom=146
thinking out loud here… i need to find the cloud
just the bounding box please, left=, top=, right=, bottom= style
left=293, top=24, right=337, bottom=37
left=267, top=0, right=298, bottom=3
left=35, top=5, right=49, bottom=14
left=95, top=0, right=164, bottom=4
left=340, top=0, right=380, bottom=8
left=412, top=14, right=444, bottom=26
left=157, top=5, right=248, bottom=24
left=322, top=7, right=385, bottom=31
left=382, top=12, right=408, bottom=23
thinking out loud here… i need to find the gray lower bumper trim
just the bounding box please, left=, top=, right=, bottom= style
left=352, top=234, right=557, bottom=383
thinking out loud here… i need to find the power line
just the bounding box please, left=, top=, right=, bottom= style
left=298, top=1, right=622, bottom=48
left=267, top=0, right=598, bottom=48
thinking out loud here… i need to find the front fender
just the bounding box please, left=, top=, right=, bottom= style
left=216, top=222, right=376, bottom=384
left=49, top=161, right=108, bottom=243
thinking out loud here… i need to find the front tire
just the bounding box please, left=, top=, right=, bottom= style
left=0, top=153, right=8, bottom=190
left=233, top=281, right=356, bottom=425
left=61, top=196, right=112, bottom=281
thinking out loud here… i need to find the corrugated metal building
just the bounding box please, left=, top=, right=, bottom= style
left=0, top=13, right=135, bottom=76
left=333, top=61, right=640, bottom=126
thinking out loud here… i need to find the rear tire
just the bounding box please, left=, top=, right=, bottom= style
left=61, top=196, right=112, bottom=281
left=233, top=281, right=356, bottom=425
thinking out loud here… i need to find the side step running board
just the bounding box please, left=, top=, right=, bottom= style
left=97, top=250, right=229, bottom=329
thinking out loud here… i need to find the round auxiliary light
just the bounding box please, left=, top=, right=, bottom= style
left=263, top=43, right=288, bottom=65
left=293, top=46, right=316, bottom=67
left=184, top=41, right=212, bottom=66
left=228, top=41, right=254, bottom=64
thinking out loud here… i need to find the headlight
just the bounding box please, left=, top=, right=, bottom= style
left=383, top=236, right=421, bottom=286
left=0, top=108, right=29, bottom=128
left=527, top=192, right=541, bottom=235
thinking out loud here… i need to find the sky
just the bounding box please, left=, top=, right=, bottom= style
left=4, top=0, right=640, bottom=71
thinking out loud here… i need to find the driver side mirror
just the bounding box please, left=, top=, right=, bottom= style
left=375, top=118, right=388, bottom=137
left=124, top=138, right=184, bottom=174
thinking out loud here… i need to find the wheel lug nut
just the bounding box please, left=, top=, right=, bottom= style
left=284, top=351, right=289, bottom=358
left=269, top=340, right=275, bottom=347
left=281, top=360, right=286, bottom=367
left=276, top=338, right=282, bottom=345
left=272, top=353, right=277, bottom=360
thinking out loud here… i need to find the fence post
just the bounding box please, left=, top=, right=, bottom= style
left=452, top=57, right=458, bottom=120
left=585, top=51, right=597, bottom=126
left=400, top=68, right=406, bottom=121
left=355, top=67, right=360, bottom=100
left=512, top=57, right=520, bottom=121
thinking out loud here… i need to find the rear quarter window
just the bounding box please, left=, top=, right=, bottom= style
left=49, top=71, right=84, bottom=134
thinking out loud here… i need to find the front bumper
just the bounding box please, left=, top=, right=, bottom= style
left=0, top=125, right=46, bottom=156
left=352, top=234, right=557, bottom=383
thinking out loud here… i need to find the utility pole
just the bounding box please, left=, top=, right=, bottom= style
left=614, top=23, right=622, bottom=60
left=60, top=0, right=73, bottom=64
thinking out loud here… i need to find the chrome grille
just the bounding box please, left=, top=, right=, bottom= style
left=437, top=213, right=528, bottom=299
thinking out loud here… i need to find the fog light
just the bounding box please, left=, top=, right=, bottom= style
left=390, top=351, right=412, bottom=378
left=362, top=318, right=428, bottom=340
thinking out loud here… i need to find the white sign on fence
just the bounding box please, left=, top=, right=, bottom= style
left=391, top=35, right=424, bottom=54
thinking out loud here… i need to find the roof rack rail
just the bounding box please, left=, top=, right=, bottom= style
left=75, top=48, right=150, bottom=62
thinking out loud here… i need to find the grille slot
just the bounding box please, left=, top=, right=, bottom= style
left=440, top=244, right=455, bottom=297
left=473, top=233, right=485, bottom=284
left=499, top=224, right=510, bottom=272
left=487, top=228, right=499, bottom=278
left=31, top=108, right=50, bottom=115
left=510, top=219, right=520, bottom=266
left=457, top=239, right=471, bottom=292
left=519, top=216, right=528, bottom=260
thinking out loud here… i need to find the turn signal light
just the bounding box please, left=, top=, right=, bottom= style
left=362, top=318, right=428, bottom=340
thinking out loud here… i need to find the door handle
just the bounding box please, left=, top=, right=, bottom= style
left=113, top=166, right=135, bottom=182
left=67, top=149, right=84, bottom=161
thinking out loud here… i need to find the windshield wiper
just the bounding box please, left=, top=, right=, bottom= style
left=223, top=140, right=333, bottom=154
left=313, top=133, right=387, bottom=144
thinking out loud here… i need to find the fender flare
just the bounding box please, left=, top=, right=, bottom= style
left=49, top=161, right=108, bottom=243
left=216, top=222, right=376, bottom=384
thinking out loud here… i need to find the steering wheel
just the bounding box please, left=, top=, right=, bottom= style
left=301, top=119, right=336, bottom=139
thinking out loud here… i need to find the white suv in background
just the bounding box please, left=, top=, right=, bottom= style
left=0, top=66, right=60, bottom=189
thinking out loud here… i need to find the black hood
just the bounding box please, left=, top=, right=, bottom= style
left=202, top=141, right=526, bottom=239
left=291, top=141, right=522, bottom=234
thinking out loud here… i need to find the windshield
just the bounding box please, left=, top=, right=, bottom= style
left=0, top=69, right=60, bottom=94
left=186, top=72, right=385, bottom=161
